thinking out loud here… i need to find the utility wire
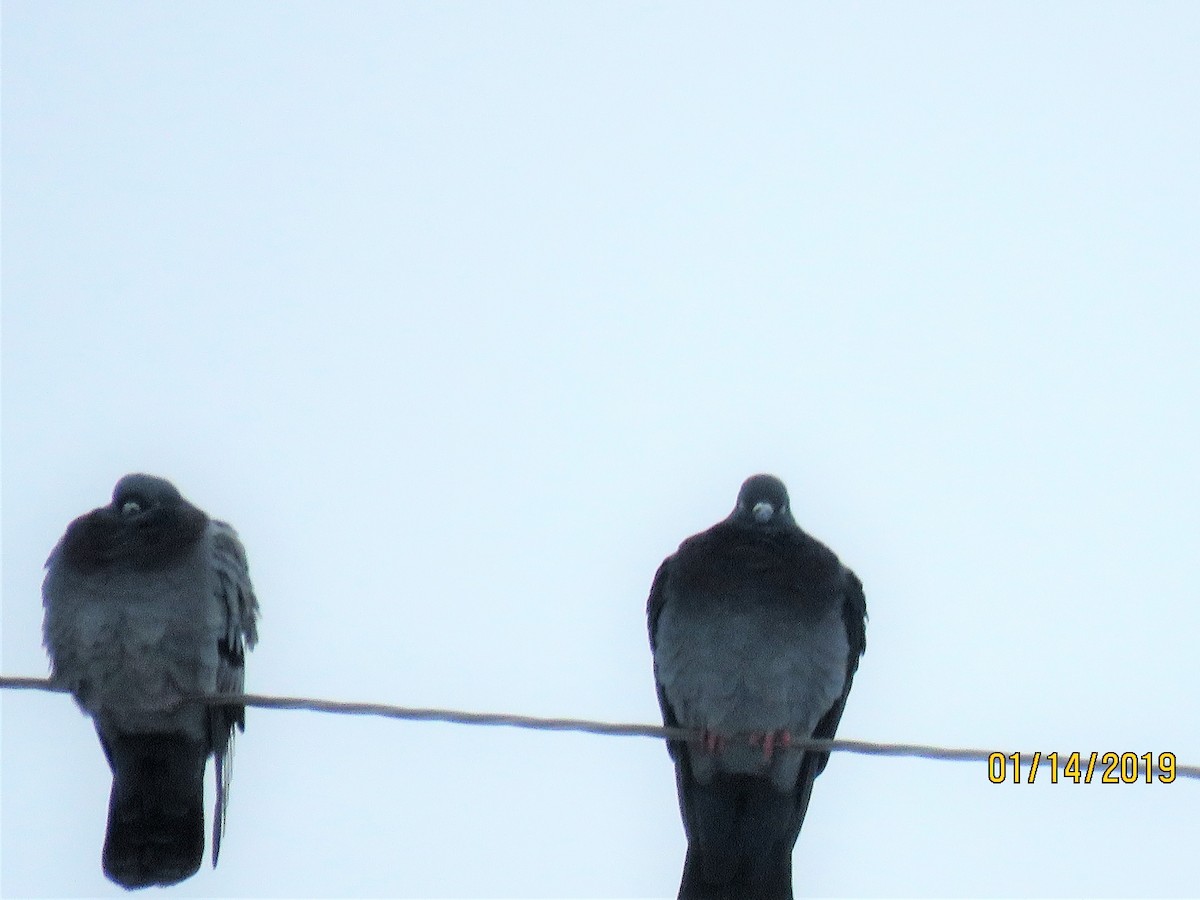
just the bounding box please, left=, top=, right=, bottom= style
left=3, top=675, right=1197, bottom=780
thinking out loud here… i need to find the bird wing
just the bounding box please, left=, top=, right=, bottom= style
left=647, top=555, right=687, bottom=756
left=785, top=567, right=868, bottom=843
left=206, top=519, right=259, bottom=865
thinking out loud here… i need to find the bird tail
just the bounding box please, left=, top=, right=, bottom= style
left=679, top=844, right=793, bottom=900
left=98, top=729, right=208, bottom=889
left=676, top=772, right=798, bottom=900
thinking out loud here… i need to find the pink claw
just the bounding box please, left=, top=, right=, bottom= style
left=700, top=729, right=726, bottom=755
left=749, top=729, right=793, bottom=762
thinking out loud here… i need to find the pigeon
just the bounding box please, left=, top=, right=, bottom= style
left=42, top=474, right=259, bottom=890
left=647, top=474, right=866, bottom=900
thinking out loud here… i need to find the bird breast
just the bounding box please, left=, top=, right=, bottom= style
left=654, top=592, right=849, bottom=783
left=43, top=543, right=224, bottom=738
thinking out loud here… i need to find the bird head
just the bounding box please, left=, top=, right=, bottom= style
left=111, top=474, right=184, bottom=519
left=731, top=474, right=797, bottom=531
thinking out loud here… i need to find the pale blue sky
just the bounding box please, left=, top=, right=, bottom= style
left=3, top=2, right=1198, bottom=897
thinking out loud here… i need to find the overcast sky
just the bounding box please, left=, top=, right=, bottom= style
left=3, top=3, right=1198, bottom=897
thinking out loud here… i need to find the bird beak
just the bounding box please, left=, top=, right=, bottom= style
left=752, top=501, right=774, bottom=523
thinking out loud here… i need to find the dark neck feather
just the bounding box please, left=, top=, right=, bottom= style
left=61, top=504, right=208, bottom=573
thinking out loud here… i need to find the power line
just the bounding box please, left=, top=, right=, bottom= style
left=3, top=674, right=1197, bottom=780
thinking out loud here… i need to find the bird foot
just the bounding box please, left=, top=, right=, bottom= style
left=699, top=729, right=726, bottom=755
left=748, top=729, right=792, bottom=762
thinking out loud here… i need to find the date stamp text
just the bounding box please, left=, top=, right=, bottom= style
left=988, top=751, right=1177, bottom=784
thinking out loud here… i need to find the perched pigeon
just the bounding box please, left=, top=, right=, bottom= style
left=42, top=474, right=259, bottom=890
left=648, top=474, right=866, bottom=900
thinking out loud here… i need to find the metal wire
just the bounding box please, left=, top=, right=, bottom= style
left=3, top=675, right=1196, bottom=780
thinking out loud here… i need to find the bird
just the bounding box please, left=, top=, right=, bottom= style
left=42, top=474, right=259, bottom=890
left=647, top=474, right=866, bottom=900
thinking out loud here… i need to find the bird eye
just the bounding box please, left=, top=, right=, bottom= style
left=121, top=500, right=143, bottom=516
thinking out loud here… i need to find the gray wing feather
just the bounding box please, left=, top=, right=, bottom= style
left=206, top=520, right=258, bottom=866
left=210, top=520, right=259, bottom=665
